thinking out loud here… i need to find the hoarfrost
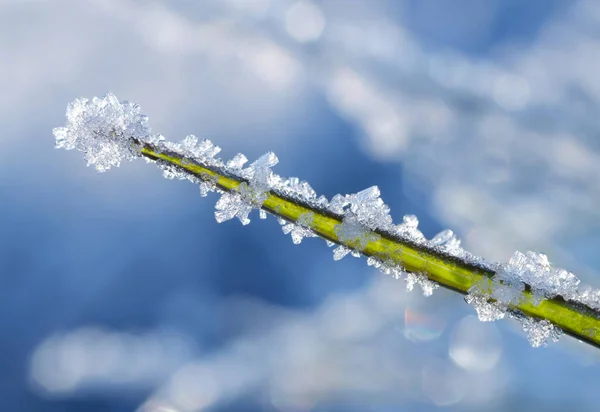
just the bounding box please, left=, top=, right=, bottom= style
left=277, top=177, right=318, bottom=201
left=214, top=152, right=278, bottom=225
left=464, top=294, right=506, bottom=322
left=281, top=212, right=317, bottom=244
left=334, top=215, right=380, bottom=252
left=53, top=93, right=151, bottom=172
left=226, top=153, right=248, bottom=171
left=428, top=229, right=465, bottom=258
left=214, top=192, right=253, bottom=225
left=332, top=245, right=351, bottom=261
left=405, top=272, right=438, bottom=296
left=521, top=317, right=562, bottom=348
left=395, top=215, right=426, bottom=244
left=56, top=94, right=600, bottom=350
left=576, top=285, right=600, bottom=311
left=345, top=186, right=393, bottom=231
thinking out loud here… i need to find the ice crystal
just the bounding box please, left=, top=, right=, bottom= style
left=332, top=245, right=351, bottom=261
left=281, top=212, right=317, bottom=244
left=405, top=272, right=438, bottom=296
left=213, top=152, right=278, bottom=225
left=395, top=215, right=426, bottom=244
left=53, top=93, right=151, bottom=172
left=334, top=215, right=380, bottom=252
left=276, top=177, right=318, bottom=202
left=491, top=251, right=581, bottom=305
left=576, top=285, right=600, bottom=310
left=428, top=229, right=465, bottom=258
left=464, top=293, right=506, bottom=322
left=345, top=186, right=393, bottom=231
left=521, top=317, right=562, bottom=348
left=214, top=192, right=253, bottom=225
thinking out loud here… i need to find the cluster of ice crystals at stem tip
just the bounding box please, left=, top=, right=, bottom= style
left=53, top=93, right=154, bottom=172
left=54, top=93, right=600, bottom=348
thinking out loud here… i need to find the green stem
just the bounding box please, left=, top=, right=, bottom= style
left=138, top=140, right=600, bottom=349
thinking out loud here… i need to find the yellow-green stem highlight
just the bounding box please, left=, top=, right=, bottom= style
left=139, top=143, right=600, bottom=349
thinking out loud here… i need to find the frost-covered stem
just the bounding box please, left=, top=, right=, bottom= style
left=54, top=93, right=600, bottom=349
left=136, top=139, right=600, bottom=348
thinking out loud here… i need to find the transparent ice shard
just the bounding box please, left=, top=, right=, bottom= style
left=226, top=153, right=248, bottom=171
left=520, top=317, right=562, bottom=348
left=53, top=93, right=151, bottom=172
left=346, top=186, right=393, bottom=231
left=576, top=285, right=600, bottom=310
left=334, top=215, right=380, bottom=251
left=214, top=151, right=278, bottom=225
left=464, top=294, right=506, bottom=322
left=332, top=245, right=351, bottom=261
left=493, top=251, right=581, bottom=306
left=395, top=215, right=426, bottom=244
left=405, top=272, right=438, bottom=296
left=214, top=192, right=252, bottom=225
left=277, top=177, right=318, bottom=201
left=428, top=229, right=465, bottom=258
left=281, top=212, right=317, bottom=244
left=327, top=194, right=349, bottom=214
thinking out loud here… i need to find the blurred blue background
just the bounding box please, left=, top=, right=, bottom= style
left=2, top=0, right=600, bottom=410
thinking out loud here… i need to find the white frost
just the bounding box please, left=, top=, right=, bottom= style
left=53, top=93, right=152, bottom=172
left=55, top=94, right=600, bottom=349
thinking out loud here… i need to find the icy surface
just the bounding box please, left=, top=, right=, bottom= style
left=53, top=93, right=152, bottom=172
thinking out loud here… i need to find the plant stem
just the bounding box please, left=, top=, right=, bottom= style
left=136, top=140, right=600, bottom=349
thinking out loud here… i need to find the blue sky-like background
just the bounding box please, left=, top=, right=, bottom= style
left=2, top=0, right=600, bottom=411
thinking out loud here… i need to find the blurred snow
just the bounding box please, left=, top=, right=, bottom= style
left=2, top=0, right=600, bottom=410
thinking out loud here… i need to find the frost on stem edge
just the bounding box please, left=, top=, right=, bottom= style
left=54, top=93, right=600, bottom=349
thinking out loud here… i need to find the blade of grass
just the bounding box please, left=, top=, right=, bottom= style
left=138, top=140, right=600, bottom=349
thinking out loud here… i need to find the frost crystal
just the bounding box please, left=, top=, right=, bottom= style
left=346, top=186, right=393, bottom=230
left=277, top=177, right=318, bottom=201
left=332, top=245, right=351, bottom=261
left=405, top=272, right=438, bottom=296
left=576, top=285, right=600, bottom=310
left=521, top=317, right=562, bottom=348
left=395, top=215, right=426, bottom=243
left=214, top=192, right=253, bottom=225
left=281, top=212, right=317, bottom=244
left=428, top=229, right=465, bottom=258
left=334, top=215, right=379, bottom=252
left=53, top=93, right=151, bottom=172
left=214, top=152, right=278, bottom=225
left=464, top=293, right=506, bottom=322
left=494, top=251, right=580, bottom=305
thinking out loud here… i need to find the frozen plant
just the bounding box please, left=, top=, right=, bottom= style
left=54, top=93, right=600, bottom=350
